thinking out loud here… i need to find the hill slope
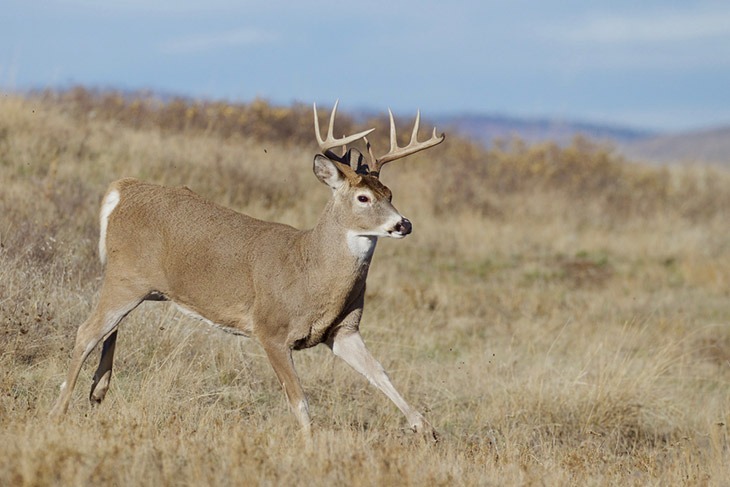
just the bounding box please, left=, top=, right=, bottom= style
left=439, top=112, right=730, bottom=167
left=620, top=126, right=730, bottom=166
left=439, top=113, right=652, bottom=146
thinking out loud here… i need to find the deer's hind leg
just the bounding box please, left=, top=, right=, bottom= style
left=50, top=282, right=146, bottom=419
left=89, top=330, right=118, bottom=405
left=87, top=291, right=166, bottom=405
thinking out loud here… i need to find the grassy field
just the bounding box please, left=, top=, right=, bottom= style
left=1, top=90, right=729, bottom=485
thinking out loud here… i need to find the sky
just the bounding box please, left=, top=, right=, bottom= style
left=2, top=0, right=729, bottom=132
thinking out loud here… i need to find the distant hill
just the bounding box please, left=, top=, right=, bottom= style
left=619, top=126, right=730, bottom=166
left=438, top=113, right=653, bottom=147
left=438, top=113, right=730, bottom=167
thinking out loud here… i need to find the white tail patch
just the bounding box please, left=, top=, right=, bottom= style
left=98, top=189, right=120, bottom=264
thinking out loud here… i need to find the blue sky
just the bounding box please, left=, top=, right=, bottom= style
left=2, top=0, right=729, bottom=132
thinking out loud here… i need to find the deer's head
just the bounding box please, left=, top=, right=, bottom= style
left=312, top=101, right=444, bottom=241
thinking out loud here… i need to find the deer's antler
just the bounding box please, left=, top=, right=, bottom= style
left=365, top=109, right=445, bottom=177
left=313, top=100, right=374, bottom=160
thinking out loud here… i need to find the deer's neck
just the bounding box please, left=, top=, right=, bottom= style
left=306, top=203, right=377, bottom=273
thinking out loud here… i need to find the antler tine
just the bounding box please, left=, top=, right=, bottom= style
left=313, top=102, right=325, bottom=147
left=313, top=100, right=374, bottom=156
left=410, top=109, right=421, bottom=145
left=325, top=99, right=339, bottom=143
left=388, top=108, right=398, bottom=153
left=370, top=109, right=446, bottom=174
left=365, top=136, right=376, bottom=166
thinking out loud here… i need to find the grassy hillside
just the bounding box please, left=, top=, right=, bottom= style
left=1, top=89, right=729, bottom=485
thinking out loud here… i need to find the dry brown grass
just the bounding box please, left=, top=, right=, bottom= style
left=1, top=91, right=729, bottom=485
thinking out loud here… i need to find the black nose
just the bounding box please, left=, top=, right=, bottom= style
left=395, top=218, right=412, bottom=235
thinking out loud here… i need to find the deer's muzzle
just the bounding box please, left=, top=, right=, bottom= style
left=390, top=218, right=412, bottom=237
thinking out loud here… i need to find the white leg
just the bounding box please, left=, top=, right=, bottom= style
left=328, top=330, right=435, bottom=436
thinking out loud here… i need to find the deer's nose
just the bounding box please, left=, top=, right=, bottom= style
left=394, top=218, right=412, bottom=236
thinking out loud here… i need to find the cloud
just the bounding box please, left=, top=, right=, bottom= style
left=37, top=0, right=248, bottom=14
left=158, top=28, right=279, bottom=54
left=556, top=8, right=730, bottom=44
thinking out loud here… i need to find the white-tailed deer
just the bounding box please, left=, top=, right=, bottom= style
left=50, top=101, right=444, bottom=439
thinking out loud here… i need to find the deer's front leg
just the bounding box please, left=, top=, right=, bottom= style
left=327, top=326, right=437, bottom=439
left=260, top=340, right=311, bottom=436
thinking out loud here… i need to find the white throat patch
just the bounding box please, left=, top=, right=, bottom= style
left=346, top=232, right=377, bottom=261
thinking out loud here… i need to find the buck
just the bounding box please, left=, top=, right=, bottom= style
left=49, top=101, right=444, bottom=439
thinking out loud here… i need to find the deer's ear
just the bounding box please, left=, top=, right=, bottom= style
left=313, top=155, right=346, bottom=191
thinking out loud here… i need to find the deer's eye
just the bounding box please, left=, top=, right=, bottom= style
left=357, top=195, right=370, bottom=203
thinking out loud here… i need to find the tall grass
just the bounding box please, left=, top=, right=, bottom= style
left=1, top=90, right=729, bottom=485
